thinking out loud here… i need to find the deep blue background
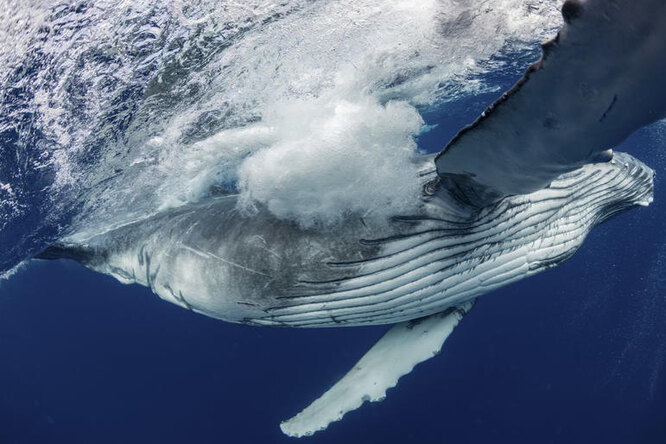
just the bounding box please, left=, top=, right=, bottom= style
left=1, top=193, right=665, bottom=444
left=1, top=101, right=666, bottom=443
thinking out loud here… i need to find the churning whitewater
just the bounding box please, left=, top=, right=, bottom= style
left=0, top=0, right=566, bottom=274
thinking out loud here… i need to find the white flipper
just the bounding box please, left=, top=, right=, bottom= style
left=280, top=301, right=474, bottom=437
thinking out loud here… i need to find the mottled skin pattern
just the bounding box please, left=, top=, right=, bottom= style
left=45, top=194, right=389, bottom=321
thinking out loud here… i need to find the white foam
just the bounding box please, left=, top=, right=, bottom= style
left=153, top=0, right=565, bottom=227
left=0, top=182, right=24, bottom=231
left=0, top=260, right=27, bottom=282
left=0, top=0, right=48, bottom=84
left=1, top=0, right=566, bottom=238
left=237, top=90, right=425, bottom=227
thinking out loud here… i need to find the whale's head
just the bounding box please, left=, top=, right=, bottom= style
left=560, top=151, right=654, bottom=226
left=610, top=151, right=654, bottom=205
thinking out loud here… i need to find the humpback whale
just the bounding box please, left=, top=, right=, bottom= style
left=35, top=0, right=666, bottom=437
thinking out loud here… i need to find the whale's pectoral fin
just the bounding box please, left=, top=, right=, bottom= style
left=435, top=0, right=666, bottom=207
left=280, top=301, right=474, bottom=438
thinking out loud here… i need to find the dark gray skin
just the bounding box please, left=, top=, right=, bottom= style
left=436, top=0, right=666, bottom=206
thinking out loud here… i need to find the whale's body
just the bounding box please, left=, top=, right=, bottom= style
left=42, top=153, right=653, bottom=328
left=30, top=0, right=666, bottom=437
left=38, top=150, right=655, bottom=437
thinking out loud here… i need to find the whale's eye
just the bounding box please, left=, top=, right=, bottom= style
left=423, top=179, right=438, bottom=196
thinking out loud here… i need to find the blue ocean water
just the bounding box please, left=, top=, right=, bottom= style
left=1, top=2, right=666, bottom=443
left=2, top=123, right=666, bottom=444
